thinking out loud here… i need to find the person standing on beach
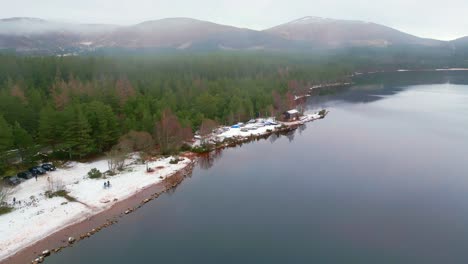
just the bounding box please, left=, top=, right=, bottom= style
left=35, top=174, right=38, bottom=181
left=107, top=180, right=110, bottom=188
left=13, top=197, right=16, bottom=205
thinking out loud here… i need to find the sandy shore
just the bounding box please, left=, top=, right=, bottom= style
left=0, top=153, right=195, bottom=264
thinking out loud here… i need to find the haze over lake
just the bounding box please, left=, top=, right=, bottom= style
left=46, top=71, right=468, bottom=264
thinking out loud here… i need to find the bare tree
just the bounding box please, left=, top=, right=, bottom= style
left=0, top=185, right=14, bottom=206
left=107, top=130, right=155, bottom=174
left=106, top=145, right=128, bottom=174
left=285, top=92, right=297, bottom=110
left=154, top=108, right=186, bottom=154
left=199, top=118, right=218, bottom=146
left=10, top=83, right=27, bottom=104
left=49, top=74, right=70, bottom=111
left=119, top=131, right=155, bottom=152
left=181, top=126, right=194, bottom=144
left=272, top=90, right=284, bottom=114
left=46, top=176, right=65, bottom=194
left=67, top=74, right=86, bottom=96
left=115, top=76, right=136, bottom=107
left=288, top=79, right=299, bottom=94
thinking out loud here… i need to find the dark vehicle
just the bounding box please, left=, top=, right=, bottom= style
left=3, top=176, right=22, bottom=186
left=41, top=163, right=56, bottom=171
left=29, top=166, right=47, bottom=175
left=17, top=171, right=34, bottom=180
left=37, top=167, right=47, bottom=174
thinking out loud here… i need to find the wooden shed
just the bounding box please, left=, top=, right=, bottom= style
left=283, top=109, right=300, bottom=121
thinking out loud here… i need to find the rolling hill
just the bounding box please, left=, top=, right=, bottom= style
left=265, top=16, right=444, bottom=48
left=0, top=16, right=464, bottom=54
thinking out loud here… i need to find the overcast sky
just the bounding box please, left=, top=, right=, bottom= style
left=1, top=0, right=467, bottom=40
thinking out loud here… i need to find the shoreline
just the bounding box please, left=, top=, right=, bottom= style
left=353, top=67, right=468, bottom=76
left=0, top=155, right=196, bottom=264
left=0, top=112, right=326, bottom=264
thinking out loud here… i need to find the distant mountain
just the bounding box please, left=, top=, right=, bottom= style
left=0, top=16, right=465, bottom=54
left=449, top=36, right=468, bottom=56
left=93, top=18, right=302, bottom=51
left=0, top=17, right=299, bottom=53
left=265, top=16, right=444, bottom=48
left=0, top=17, right=119, bottom=53
left=94, top=18, right=239, bottom=48
left=0, top=17, right=118, bottom=35
left=451, top=36, right=468, bottom=46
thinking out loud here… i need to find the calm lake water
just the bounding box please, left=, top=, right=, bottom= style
left=46, top=72, right=468, bottom=264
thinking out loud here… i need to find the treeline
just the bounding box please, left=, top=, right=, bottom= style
left=0, top=53, right=351, bottom=173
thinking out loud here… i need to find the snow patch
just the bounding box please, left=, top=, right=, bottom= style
left=0, top=155, right=191, bottom=261
left=289, top=16, right=334, bottom=24
left=79, top=41, right=93, bottom=46
left=287, top=16, right=369, bottom=25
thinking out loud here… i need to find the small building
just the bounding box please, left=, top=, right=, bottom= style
left=283, top=109, right=301, bottom=121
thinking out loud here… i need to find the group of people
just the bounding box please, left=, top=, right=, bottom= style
left=103, top=180, right=111, bottom=189
left=11, top=197, right=22, bottom=206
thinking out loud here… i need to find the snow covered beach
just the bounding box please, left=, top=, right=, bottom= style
left=193, top=112, right=325, bottom=147
left=0, top=155, right=193, bottom=262
left=0, top=110, right=327, bottom=263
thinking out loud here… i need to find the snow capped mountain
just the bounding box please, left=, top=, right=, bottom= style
left=0, top=16, right=459, bottom=54
left=288, top=16, right=334, bottom=25
left=286, top=16, right=370, bottom=26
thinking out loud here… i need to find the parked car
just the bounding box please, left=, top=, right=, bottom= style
left=3, top=176, right=22, bottom=186
left=17, top=171, right=34, bottom=180
left=36, top=166, right=48, bottom=174
left=29, top=166, right=47, bottom=175
left=41, top=163, right=56, bottom=171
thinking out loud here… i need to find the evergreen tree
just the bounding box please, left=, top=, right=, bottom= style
left=0, top=115, right=13, bottom=174
left=63, top=104, right=93, bottom=159
left=12, top=121, right=34, bottom=162
left=38, top=105, right=61, bottom=150
left=0, top=52, right=362, bottom=165
left=85, top=101, right=119, bottom=152
left=0, top=115, right=13, bottom=152
left=196, top=92, right=218, bottom=119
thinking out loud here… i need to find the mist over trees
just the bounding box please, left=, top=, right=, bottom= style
left=0, top=52, right=351, bottom=173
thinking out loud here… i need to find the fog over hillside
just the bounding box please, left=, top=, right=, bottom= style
left=0, top=16, right=465, bottom=55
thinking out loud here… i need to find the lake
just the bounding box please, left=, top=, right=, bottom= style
left=46, top=71, right=468, bottom=264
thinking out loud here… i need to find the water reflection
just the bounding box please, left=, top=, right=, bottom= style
left=269, top=132, right=279, bottom=144
left=298, top=124, right=306, bottom=135
left=285, top=130, right=295, bottom=142
left=198, top=128, right=304, bottom=170
left=44, top=71, right=468, bottom=264
left=198, top=149, right=224, bottom=170
left=307, top=71, right=468, bottom=109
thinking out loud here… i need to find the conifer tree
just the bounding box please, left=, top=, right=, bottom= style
left=12, top=121, right=34, bottom=162
left=0, top=115, right=13, bottom=173
left=85, top=101, right=119, bottom=152
left=38, top=105, right=61, bottom=150
left=63, top=104, right=93, bottom=159
left=0, top=115, right=13, bottom=152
